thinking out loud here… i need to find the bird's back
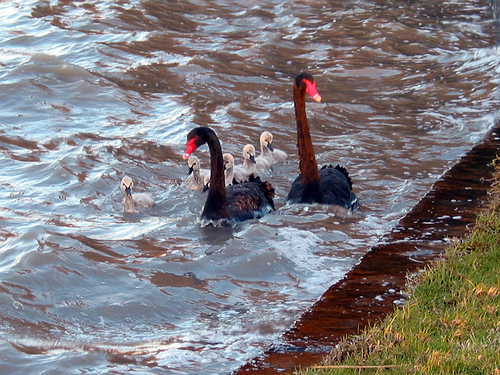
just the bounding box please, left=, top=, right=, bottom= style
left=319, top=165, right=357, bottom=209
left=226, top=175, right=275, bottom=221
left=287, top=165, right=357, bottom=209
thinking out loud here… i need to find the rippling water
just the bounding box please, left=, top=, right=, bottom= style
left=1, top=0, right=500, bottom=373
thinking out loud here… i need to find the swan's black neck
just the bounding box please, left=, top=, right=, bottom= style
left=203, top=131, right=230, bottom=220
left=293, top=82, right=323, bottom=202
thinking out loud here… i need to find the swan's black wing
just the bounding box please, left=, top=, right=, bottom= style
left=226, top=175, right=275, bottom=221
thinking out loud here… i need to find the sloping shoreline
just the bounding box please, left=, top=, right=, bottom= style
left=234, top=123, right=500, bottom=374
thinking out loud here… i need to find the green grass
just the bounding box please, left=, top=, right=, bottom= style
left=299, top=165, right=500, bottom=375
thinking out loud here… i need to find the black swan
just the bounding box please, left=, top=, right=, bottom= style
left=286, top=73, right=358, bottom=209
left=120, top=176, right=155, bottom=213
left=183, top=127, right=275, bottom=224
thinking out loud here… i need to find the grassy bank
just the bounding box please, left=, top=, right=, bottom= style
left=299, top=165, right=500, bottom=375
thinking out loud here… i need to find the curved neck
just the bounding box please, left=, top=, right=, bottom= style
left=261, top=144, right=272, bottom=157
left=203, top=133, right=229, bottom=219
left=192, top=169, right=202, bottom=184
left=225, top=165, right=234, bottom=186
left=124, top=194, right=135, bottom=213
left=243, top=158, right=256, bottom=173
left=294, top=83, right=322, bottom=196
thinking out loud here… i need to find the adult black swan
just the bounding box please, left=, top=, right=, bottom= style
left=286, top=72, right=358, bottom=210
left=183, top=127, right=275, bottom=224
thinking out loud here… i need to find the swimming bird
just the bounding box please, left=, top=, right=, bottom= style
left=183, top=127, right=275, bottom=224
left=233, top=144, right=271, bottom=182
left=259, top=131, right=288, bottom=165
left=183, top=155, right=209, bottom=191
left=223, top=153, right=236, bottom=186
left=120, top=176, right=155, bottom=213
left=286, top=73, right=358, bottom=209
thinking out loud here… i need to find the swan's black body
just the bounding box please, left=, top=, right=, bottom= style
left=286, top=73, right=358, bottom=210
left=287, top=164, right=358, bottom=209
left=184, top=127, right=275, bottom=223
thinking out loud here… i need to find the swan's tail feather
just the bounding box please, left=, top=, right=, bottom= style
left=321, top=164, right=354, bottom=191
left=260, top=181, right=275, bottom=209
left=247, top=174, right=275, bottom=208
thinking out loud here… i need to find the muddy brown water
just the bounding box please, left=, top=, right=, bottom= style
left=236, top=124, right=500, bottom=374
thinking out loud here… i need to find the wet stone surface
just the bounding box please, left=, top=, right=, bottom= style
left=235, top=124, right=500, bottom=374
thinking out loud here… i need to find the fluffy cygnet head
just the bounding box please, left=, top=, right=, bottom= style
left=121, top=176, right=133, bottom=194
left=242, top=144, right=256, bottom=164
left=187, top=155, right=201, bottom=174
left=260, top=131, right=274, bottom=151
left=223, top=153, right=234, bottom=170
